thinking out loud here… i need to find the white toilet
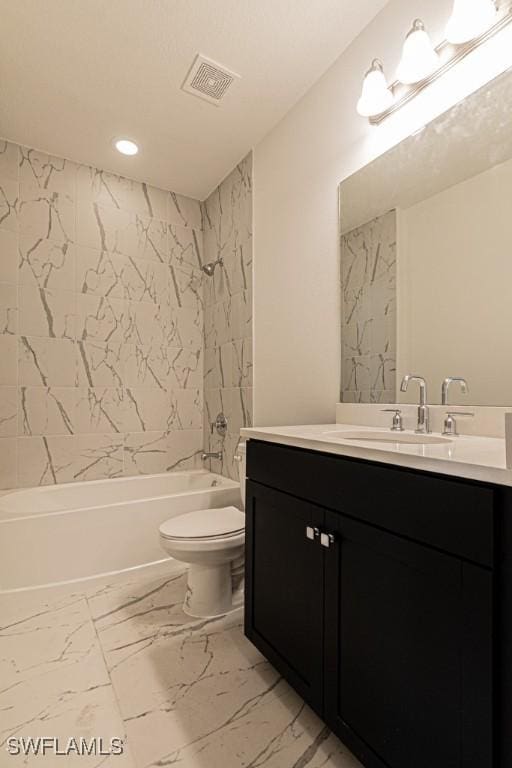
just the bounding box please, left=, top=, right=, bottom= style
left=159, top=442, right=246, bottom=618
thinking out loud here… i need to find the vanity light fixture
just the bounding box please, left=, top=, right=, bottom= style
left=357, top=0, right=512, bottom=125
left=356, top=59, right=394, bottom=117
left=446, top=0, right=498, bottom=44
left=396, top=19, right=440, bottom=85
left=114, top=138, right=139, bottom=156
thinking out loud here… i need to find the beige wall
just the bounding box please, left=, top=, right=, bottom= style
left=252, top=0, right=512, bottom=427
left=0, top=140, right=204, bottom=489
left=397, top=157, right=512, bottom=406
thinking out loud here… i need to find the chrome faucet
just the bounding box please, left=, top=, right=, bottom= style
left=442, top=377, right=469, bottom=405
left=400, top=375, right=430, bottom=434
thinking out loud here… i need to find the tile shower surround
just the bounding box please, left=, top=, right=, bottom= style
left=0, top=140, right=206, bottom=488
left=202, top=153, right=253, bottom=481
left=340, top=209, right=396, bottom=404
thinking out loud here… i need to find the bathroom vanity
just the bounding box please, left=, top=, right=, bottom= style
left=242, top=427, right=512, bottom=768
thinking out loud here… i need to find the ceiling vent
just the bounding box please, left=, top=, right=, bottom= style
left=182, top=54, right=240, bottom=106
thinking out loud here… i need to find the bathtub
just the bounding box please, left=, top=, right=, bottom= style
left=0, top=471, right=241, bottom=593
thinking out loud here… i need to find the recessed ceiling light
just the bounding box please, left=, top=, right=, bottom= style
left=114, top=138, right=139, bottom=156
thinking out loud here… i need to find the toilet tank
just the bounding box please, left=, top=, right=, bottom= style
left=235, top=441, right=247, bottom=509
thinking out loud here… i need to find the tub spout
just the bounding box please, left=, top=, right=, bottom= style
left=201, top=451, right=222, bottom=461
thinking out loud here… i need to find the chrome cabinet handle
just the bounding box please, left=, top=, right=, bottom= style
left=306, top=526, right=320, bottom=541
left=320, top=532, right=336, bottom=548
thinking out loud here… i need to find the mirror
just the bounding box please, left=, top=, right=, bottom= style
left=339, top=68, right=512, bottom=406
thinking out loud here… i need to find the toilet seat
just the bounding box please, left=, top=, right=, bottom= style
left=159, top=506, right=245, bottom=543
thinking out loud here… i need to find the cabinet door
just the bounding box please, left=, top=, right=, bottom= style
left=324, top=512, right=493, bottom=768
left=245, top=481, right=325, bottom=713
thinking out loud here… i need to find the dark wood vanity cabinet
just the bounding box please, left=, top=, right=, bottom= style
left=244, top=482, right=325, bottom=711
left=244, top=439, right=510, bottom=768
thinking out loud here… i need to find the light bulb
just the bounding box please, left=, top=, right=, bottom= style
left=446, top=0, right=497, bottom=44
left=356, top=60, right=394, bottom=118
left=397, top=19, right=441, bottom=85
left=114, top=139, right=139, bottom=156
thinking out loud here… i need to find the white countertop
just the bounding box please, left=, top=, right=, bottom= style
left=240, top=424, right=512, bottom=487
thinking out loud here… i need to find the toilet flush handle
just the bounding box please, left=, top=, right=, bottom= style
left=233, top=435, right=245, bottom=462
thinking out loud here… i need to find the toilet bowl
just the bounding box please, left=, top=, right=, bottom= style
left=159, top=442, right=246, bottom=618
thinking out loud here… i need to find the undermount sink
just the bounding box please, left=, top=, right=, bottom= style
left=325, top=430, right=452, bottom=445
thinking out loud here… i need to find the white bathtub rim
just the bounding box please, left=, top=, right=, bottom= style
left=0, top=483, right=240, bottom=524
left=0, top=470, right=239, bottom=521
left=0, top=557, right=175, bottom=596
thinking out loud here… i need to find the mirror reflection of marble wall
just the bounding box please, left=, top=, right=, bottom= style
left=340, top=211, right=396, bottom=403
left=339, top=68, right=512, bottom=406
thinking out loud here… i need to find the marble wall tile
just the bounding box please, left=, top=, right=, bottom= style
left=341, top=210, right=396, bottom=404
left=19, top=235, right=75, bottom=291
left=76, top=201, right=136, bottom=254
left=19, top=336, right=77, bottom=386
left=126, top=255, right=169, bottom=305
left=76, top=387, right=124, bottom=434
left=77, top=164, right=167, bottom=221
left=173, top=304, right=203, bottom=349
left=19, top=386, right=76, bottom=436
left=76, top=294, right=130, bottom=343
left=19, top=284, right=75, bottom=339
left=166, top=429, right=203, bottom=471
left=0, top=139, right=19, bottom=180
left=0, top=228, right=18, bottom=283
left=73, top=434, right=124, bottom=481
left=201, top=156, right=252, bottom=482
left=17, top=435, right=77, bottom=486
left=77, top=249, right=169, bottom=306
left=343, top=356, right=371, bottom=394
left=124, top=387, right=170, bottom=432
left=127, top=300, right=172, bottom=347
left=169, top=223, right=203, bottom=271
left=167, top=192, right=202, bottom=230
left=370, top=353, right=397, bottom=393
left=204, top=386, right=252, bottom=480
left=0, top=140, right=205, bottom=488
left=0, top=175, right=18, bottom=233
left=0, top=335, right=17, bottom=385
left=124, top=430, right=169, bottom=476
left=0, top=436, right=16, bottom=488
left=0, top=387, right=17, bottom=437
left=77, top=201, right=168, bottom=264
left=122, top=343, right=172, bottom=389
left=77, top=340, right=123, bottom=387
left=204, top=346, right=221, bottom=389
left=168, top=388, right=203, bottom=430
left=167, top=346, right=203, bottom=389
left=19, top=182, right=75, bottom=245
left=0, top=282, right=18, bottom=334
left=76, top=245, right=129, bottom=298
left=169, top=263, right=203, bottom=310
left=233, top=338, right=253, bottom=387
left=19, top=146, right=76, bottom=196
left=133, top=215, right=168, bottom=263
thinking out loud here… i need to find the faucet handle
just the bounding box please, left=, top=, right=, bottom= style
left=443, top=411, right=474, bottom=437
left=381, top=408, right=404, bottom=432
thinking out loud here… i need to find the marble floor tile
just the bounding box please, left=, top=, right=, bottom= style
left=0, top=591, right=134, bottom=767
left=0, top=562, right=361, bottom=768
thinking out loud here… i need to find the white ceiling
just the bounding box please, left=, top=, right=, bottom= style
left=0, top=0, right=387, bottom=199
